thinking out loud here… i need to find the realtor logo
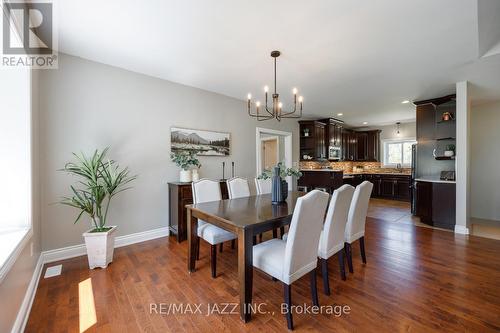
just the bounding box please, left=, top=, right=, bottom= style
left=1, top=0, right=58, bottom=68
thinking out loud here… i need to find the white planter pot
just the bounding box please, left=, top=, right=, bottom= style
left=180, top=169, right=192, bottom=182
left=444, top=150, right=454, bottom=157
left=83, top=226, right=117, bottom=269
left=192, top=169, right=199, bottom=181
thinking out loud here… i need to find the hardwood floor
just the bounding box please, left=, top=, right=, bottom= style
left=26, top=200, right=500, bottom=332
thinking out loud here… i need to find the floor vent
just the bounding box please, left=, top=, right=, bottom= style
left=44, top=264, right=62, bottom=278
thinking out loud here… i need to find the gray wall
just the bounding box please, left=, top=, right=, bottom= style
left=0, top=70, right=42, bottom=333
left=39, top=54, right=299, bottom=251
left=471, top=101, right=500, bottom=221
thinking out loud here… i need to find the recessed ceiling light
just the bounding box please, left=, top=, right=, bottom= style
left=401, top=100, right=410, bottom=104
left=337, top=113, right=343, bottom=116
left=363, top=121, right=368, bottom=125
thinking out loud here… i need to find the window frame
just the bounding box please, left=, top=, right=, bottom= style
left=0, top=50, right=33, bottom=282
left=382, top=138, right=417, bottom=168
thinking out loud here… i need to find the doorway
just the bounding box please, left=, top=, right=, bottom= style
left=255, top=127, right=293, bottom=190
left=261, top=136, right=279, bottom=171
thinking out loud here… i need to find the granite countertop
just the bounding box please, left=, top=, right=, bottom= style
left=415, top=177, right=456, bottom=184
left=344, top=172, right=411, bottom=176
left=300, top=169, right=344, bottom=172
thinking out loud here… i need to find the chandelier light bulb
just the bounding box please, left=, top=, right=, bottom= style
left=256, top=101, right=261, bottom=107
left=293, top=88, right=298, bottom=95
left=264, top=86, right=269, bottom=93
left=247, top=93, right=252, bottom=100
left=278, top=102, right=283, bottom=108
left=298, top=96, right=303, bottom=103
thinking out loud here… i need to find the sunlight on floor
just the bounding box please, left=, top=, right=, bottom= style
left=78, top=278, right=97, bottom=332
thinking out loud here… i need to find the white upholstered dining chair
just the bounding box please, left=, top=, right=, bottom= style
left=254, top=178, right=272, bottom=195
left=252, top=190, right=329, bottom=330
left=192, top=179, right=237, bottom=278
left=227, top=177, right=251, bottom=199
left=317, top=184, right=355, bottom=295
left=344, top=181, right=373, bottom=274
left=255, top=177, right=285, bottom=239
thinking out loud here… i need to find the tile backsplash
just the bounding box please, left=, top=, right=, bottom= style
left=299, top=161, right=411, bottom=174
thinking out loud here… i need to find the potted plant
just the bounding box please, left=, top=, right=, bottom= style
left=444, top=144, right=455, bottom=157
left=170, top=150, right=201, bottom=182
left=60, top=148, right=136, bottom=269
left=258, top=162, right=302, bottom=203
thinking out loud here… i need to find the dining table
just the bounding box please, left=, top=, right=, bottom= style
left=186, top=191, right=305, bottom=322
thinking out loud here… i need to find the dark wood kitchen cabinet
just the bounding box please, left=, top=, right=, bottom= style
left=320, top=118, right=343, bottom=148
left=298, top=170, right=344, bottom=193
left=415, top=181, right=432, bottom=224
left=415, top=180, right=456, bottom=230
left=348, top=174, right=410, bottom=201
left=341, top=128, right=356, bottom=161
left=366, top=130, right=381, bottom=161
left=168, top=181, right=228, bottom=242
left=299, top=120, right=326, bottom=160
left=356, top=132, right=368, bottom=161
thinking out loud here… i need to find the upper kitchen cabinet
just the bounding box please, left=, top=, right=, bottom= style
left=299, top=120, right=326, bottom=160
left=319, top=118, right=343, bottom=148
left=366, top=130, right=381, bottom=161
left=341, top=128, right=356, bottom=161
left=352, top=130, right=381, bottom=162
left=356, top=132, right=368, bottom=161
left=415, top=94, right=455, bottom=141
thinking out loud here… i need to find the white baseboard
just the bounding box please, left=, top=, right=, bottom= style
left=42, top=227, right=169, bottom=264
left=12, top=226, right=170, bottom=332
left=11, top=255, right=43, bottom=333
left=454, top=225, right=470, bottom=235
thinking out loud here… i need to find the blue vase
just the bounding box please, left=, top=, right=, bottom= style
left=271, top=166, right=284, bottom=204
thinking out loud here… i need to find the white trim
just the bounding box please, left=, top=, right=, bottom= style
left=11, top=254, right=43, bottom=333
left=42, top=227, right=169, bottom=264
left=456, top=81, right=471, bottom=231
left=0, top=228, right=32, bottom=284
left=454, top=225, right=470, bottom=235
left=255, top=127, right=293, bottom=190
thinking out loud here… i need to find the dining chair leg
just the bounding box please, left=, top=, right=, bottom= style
left=231, top=239, right=235, bottom=249
left=272, top=229, right=278, bottom=238
left=338, top=249, right=346, bottom=280
left=259, top=233, right=263, bottom=242
left=310, top=268, right=319, bottom=306
left=283, top=283, right=293, bottom=330
left=219, top=243, right=223, bottom=253
left=320, top=258, right=330, bottom=295
left=253, top=235, right=257, bottom=245
left=195, top=237, right=200, bottom=260
left=360, top=236, right=367, bottom=264
left=210, top=244, right=217, bottom=278
left=280, top=226, right=285, bottom=238
left=345, top=243, right=354, bottom=273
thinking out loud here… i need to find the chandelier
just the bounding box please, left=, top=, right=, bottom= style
left=247, top=50, right=303, bottom=121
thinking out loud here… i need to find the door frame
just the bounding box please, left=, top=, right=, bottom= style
left=256, top=127, right=293, bottom=190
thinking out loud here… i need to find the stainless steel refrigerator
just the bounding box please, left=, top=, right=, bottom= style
left=411, top=143, right=417, bottom=215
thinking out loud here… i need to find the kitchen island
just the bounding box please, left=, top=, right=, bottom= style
left=298, top=169, right=344, bottom=193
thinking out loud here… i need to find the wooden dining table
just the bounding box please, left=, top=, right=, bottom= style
left=186, top=191, right=305, bottom=322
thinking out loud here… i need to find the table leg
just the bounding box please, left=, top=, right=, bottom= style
left=238, top=228, right=253, bottom=322
left=187, top=209, right=198, bottom=273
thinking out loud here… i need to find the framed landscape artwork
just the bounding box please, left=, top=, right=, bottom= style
left=170, top=127, right=230, bottom=156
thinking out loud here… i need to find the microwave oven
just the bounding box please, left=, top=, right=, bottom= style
left=329, top=146, right=341, bottom=160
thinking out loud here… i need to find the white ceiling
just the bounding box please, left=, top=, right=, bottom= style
left=56, top=0, right=500, bottom=126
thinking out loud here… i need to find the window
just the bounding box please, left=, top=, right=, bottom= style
left=0, top=64, right=32, bottom=281
left=383, top=139, right=416, bottom=167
